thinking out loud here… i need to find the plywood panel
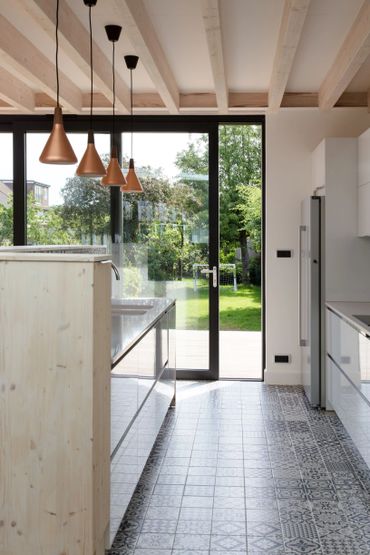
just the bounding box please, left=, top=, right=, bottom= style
left=0, top=258, right=111, bottom=555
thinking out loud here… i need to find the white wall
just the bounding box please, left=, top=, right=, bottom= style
left=265, top=108, right=370, bottom=385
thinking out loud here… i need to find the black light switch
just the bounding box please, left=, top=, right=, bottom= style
left=276, top=250, right=292, bottom=258
left=274, top=355, right=290, bottom=363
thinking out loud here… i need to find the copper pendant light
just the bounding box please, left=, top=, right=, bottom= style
left=101, top=25, right=126, bottom=187
left=76, top=0, right=106, bottom=177
left=40, top=0, right=77, bottom=165
left=121, top=55, right=143, bottom=194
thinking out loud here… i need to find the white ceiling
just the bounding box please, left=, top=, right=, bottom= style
left=0, top=0, right=369, bottom=113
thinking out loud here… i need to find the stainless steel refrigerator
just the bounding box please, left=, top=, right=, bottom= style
left=299, top=196, right=325, bottom=407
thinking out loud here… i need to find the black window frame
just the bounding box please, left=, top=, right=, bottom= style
left=0, top=114, right=266, bottom=379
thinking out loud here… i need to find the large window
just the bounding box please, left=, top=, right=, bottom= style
left=26, top=133, right=110, bottom=246
left=0, top=133, right=13, bottom=245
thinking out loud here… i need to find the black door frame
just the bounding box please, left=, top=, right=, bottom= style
left=0, top=113, right=265, bottom=380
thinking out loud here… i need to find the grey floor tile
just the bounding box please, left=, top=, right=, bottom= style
left=186, top=474, right=216, bottom=486
left=179, top=507, right=213, bottom=521
left=181, top=495, right=213, bottom=508
left=184, top=484, right=214, bottom=496
left=108, top=382, right=370, bottom=555
left=210, top=534, right=247, bottom=551
left=145, top=506, right=180, bottom=520
left=173, top=533, right=211, bottom=550
left=140, top=519, right=177, bottom=534
left=176, top=519, right=212, bottom=534
left=211, top=520, right=246, bottom=535
left=135, top=532, right=175, bottom=549
left=213, top=507, right=246, bottom=521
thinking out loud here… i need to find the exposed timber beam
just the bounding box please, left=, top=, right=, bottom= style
left=21, top=0, right=130, bottom=113
left=0, top=67, right=35, bottom=113
left=319, top=0, right=370, bottom=110
left=200, top=0, right=228, bottom=111
left=0, top=14, right=81, bottom=113
left=113, top=0, right=179, bottom=114
left=269, top=0, right=311, bottom=111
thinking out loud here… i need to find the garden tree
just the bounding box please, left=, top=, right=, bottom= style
left=175, top=126, right=262, bottom=284
left=236, top=185, right=262, bottom=253
left=27, top=194, right=77, bottom=244
left=60, top=175, right=110, bottom=244
left=0, top=195, right=13, bottom=245
left=0, top=194, right=78, bottom=245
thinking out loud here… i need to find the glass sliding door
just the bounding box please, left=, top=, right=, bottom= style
left=0, top=133, right=13, bottom=245
left=25, top=133, right=110, bottom=247
left=115, top=131, right=211, bottom=372
left=219, top=124, right=263, bottom=379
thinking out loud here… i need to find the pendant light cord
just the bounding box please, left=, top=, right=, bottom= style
left=130, top=68, right=133, bottom=158
left=55, top=0, right=60, bottom=107
left=89, top=5, right=93, bottom=130
left=112, top=41, right=115, bottom=140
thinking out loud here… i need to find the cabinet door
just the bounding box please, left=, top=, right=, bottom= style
left=111, top=347, right=139, bottom=455
left=137, top=327, right=156, bottom=408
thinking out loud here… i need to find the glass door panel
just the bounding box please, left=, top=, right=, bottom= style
left=26, top=133, right=110, bottom=247
left=219, top=124, right=262, bottom=379
left=115, top=132, right=210, bottom=371
left=0, top=133, right=14, bottom=245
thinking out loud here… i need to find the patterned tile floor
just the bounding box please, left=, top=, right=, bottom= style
left=107, top=381, right=370, bottom=555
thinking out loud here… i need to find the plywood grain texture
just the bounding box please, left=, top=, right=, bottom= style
left=0, top=258, right=111, bottom=555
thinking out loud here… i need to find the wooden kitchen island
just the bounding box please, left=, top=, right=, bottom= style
left=0, top=253, right=112, bottom=555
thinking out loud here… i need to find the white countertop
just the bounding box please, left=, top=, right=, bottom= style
left=0, top=252, right=110, bottom=262
left=326, top=301, right=370, bottom=335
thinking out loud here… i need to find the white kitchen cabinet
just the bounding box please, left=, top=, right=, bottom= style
left=358, top=128, right=370, bottom=236
left=326, top=307, right=370, bottom=467
left=358, top=128, right=370, bottom=187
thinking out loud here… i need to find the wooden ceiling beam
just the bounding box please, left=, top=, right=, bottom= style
left=200, top=0, right=228, bottom=111
left=24, top=0, right=130, bottom=114
left=0, top=14, right=81, bottom=113
left=0, top=68, right=35, bottom=113
left=319, top=0, right=370, bottom=110
left=113, top=0, right=179, bottom=114
left=269, top=0, right=311, bottom=111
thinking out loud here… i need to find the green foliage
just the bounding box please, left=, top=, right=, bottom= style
left=27, top=194, right=78, bottom=245
left=60, top=175, right=110, bottom=242
left=175, top=126, right=262, bottom=285
left=0, top=195, right=13, bottom=245
left=147, top=224, right=182, bottom=281
left=236, top=184, right=262, bottom=253
left=249, top=255, right=261, bottom=286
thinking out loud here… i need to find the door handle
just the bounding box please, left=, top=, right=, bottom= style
left=201, top=266, right=218, bottom=288
left=299, top=225, right=307, bottom=347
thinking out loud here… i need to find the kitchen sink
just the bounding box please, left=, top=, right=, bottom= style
left=353, top=315, right=370, bottom=326
left=112, top=301, right=154, bottom=316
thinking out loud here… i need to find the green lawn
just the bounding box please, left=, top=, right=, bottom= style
left=173, top=279, right=261, bottom=331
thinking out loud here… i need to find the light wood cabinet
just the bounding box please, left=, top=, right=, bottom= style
left=0, top=254, right=111, bottom=555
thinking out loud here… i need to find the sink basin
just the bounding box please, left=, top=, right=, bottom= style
left=112, top=307, right=150, bottom=316
left=353, top=315, right=370, bottom=326
left=112, top=302, right=154, bottom=316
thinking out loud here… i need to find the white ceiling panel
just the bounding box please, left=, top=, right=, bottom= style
left=220, top=0, right=285, bottom=92
left=287, top=0, right=364, bottom=92
left=143, top=0, right=214, bottom=93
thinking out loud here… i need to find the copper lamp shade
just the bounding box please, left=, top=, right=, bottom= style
left=76, top=130, right=106, bottom=177
left=121, top=158, right=143, bottom=193
left=101, top=146, right=126, bottom=186
left=39, top=106, right=77, bottom=165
